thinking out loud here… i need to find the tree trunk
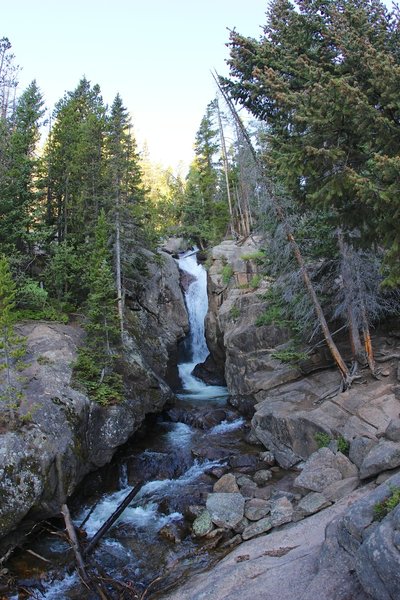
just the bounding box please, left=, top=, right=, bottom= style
left=115, top=189, right=124, bottom=337
left=337, top=230, right=365, bottom=365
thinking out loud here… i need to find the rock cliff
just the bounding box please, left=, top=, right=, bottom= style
left=0, top=250, right=188, bottom=557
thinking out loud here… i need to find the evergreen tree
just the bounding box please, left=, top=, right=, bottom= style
left=181, top=100, right=229, bottom=247
left=43, top=78, right=107, bottom=246
left=0, top=255, right=25, bottom=424
left=106, top=93, right=146, bottom=332
left=74, top=211, right=122, bottom=405
left=0, top=81, right=45, bottom=253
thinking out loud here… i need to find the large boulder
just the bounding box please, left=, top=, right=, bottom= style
left=336, top=471, right=400, bottom=600
left=206, top=492, right=245, bottom=529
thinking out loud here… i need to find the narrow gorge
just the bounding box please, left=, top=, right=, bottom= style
left=1, top=240, right=400, bottom=600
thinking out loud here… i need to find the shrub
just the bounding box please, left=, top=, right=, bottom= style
left=221, top=264, right=234, bottom=285
left=17, top=279, right=48, bottom=310
left=374, top=485, right=400, bottom=521
left=230, top=305, right=240, bottom=320
left=241, top=250, right=266, bottom=265
left=314, top=432, right=350, bottom=455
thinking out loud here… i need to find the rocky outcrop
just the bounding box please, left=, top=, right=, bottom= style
left=124, top=249, right=189, bottom=384
left=204, top=237, right=299, bottom=400
left=0, top=251, right=188, bottom=555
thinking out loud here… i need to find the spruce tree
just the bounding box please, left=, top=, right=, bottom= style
left=0, top=255, right=25, bottom=424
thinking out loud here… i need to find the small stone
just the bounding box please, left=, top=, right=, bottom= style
left=229, top=454, right=259, bottom=472
left=334, top=452, right=358, bottom=479
left=206, top=493, right=245, bottom=529
left=233, top=517, right=250, bottom=534
left=360, top=440, right=400, bottom=479
left=296, top=492, right=331, bottom=517
left=245, top=498, right=271, bottom=521
left=349, top=437, right=377, bottom=469
left=192, top=510, right=214, bottom=537
left=259, top=451, right=275, bottom=466
left=236, top=475, right=256, bottom=488
left=253, top=486, right=272, bottom=501
left=213, top=473, right=239, bottom=493
left=253, top=469, right=273, bottom=486
left=242, top=517, right=272, bottom=540
left=385, top=418, right=400, bottom=443
left=270, top=496, right=293, bottom=527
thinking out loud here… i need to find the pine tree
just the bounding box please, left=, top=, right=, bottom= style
left=0, top=80, right=45, bottom=253
left=181, top=100, right=229, bottom=247
left=74, top=211, right=122, bottom=405
left=107, top=94, right=146, bottom=333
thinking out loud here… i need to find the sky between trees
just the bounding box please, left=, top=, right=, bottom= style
left=3, top=0, right=267, bottom=170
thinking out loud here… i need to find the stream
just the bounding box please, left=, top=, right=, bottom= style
left=6, top=251, right=259, bottom=599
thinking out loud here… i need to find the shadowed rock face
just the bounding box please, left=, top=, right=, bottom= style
left=0, top=251, right=189, bottom=555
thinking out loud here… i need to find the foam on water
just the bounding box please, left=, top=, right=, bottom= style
left=210, top=418, right=245, bottom=434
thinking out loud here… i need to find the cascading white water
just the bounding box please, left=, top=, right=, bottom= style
left=177, top=250, right=228, bottom=401
left=178, top=251, right=209, bottom=363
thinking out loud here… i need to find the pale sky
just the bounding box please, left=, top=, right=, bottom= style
left=3, top=0, right=267, bottom=171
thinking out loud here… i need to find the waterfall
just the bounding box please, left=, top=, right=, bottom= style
left=177, top=250, right=227, bottom=401
left=178, top=251, right=209, bottom=364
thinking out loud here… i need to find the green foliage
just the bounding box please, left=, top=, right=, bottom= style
left=74, top=348, right=123, bottom=406
left=230, top=305, right=241, bottom=320
left=374, top=486, right=400, bottom=521
left=17, top=279, right=48, bottom=310
left=224, top=0, right=400, bottom=283
left=0, top=255, right=27, bottom=422
left=73, top=212, right=122, bottom=406
left=256, top=288, right=292, bottom=328
left=249, top=274, right=262, bottom=289
left=44, top=241, right=85, bottom=306
left=14, top=306, right=68, bottom=323
left=241, top=250, right=266, bottom=264
left=314, top=432, right=350, bottom=455
left=271, top=346, right=308, bottom=363
left=221, top=264, right=234, bottom=285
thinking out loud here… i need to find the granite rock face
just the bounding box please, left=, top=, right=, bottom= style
left=0, top=251, right=189, bottom=555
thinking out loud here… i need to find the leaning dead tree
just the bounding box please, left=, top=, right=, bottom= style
left=214, top=71, right=358, bottom=389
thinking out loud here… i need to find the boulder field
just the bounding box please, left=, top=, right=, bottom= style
left=182, top=237, right=400, bottom=600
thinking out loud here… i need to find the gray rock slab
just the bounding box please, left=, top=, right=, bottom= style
left=206, top=492, right=245, bottom=529
left=359, top=440, right=400, bottom=479
left=294, top=466, right=342, bottom=493
left=349, top=436, right=378, bottom=469
left=296, top=492, right=331, bottom=517
left=385, top=418, right=400, bottom=442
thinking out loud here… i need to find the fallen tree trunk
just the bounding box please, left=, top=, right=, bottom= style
left=83, top=481, right=144, bottom=557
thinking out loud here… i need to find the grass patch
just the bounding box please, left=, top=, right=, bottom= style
left=374, top=485, right=400, bottom=521
left=271, top=347, right=308, bottom=363
left=221, top=264, right=234, bottom=285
